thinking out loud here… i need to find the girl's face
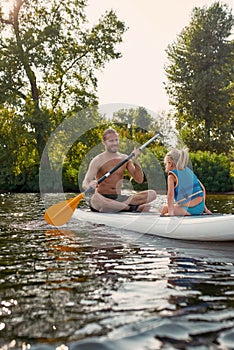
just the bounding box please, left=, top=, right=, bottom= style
left=164, top=156, right=173, bottom=172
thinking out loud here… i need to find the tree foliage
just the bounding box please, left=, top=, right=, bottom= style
left=0, top=0, right=126, bottom=189
left=112, top=106, right=157, bottom=133
left=190, top=151, right=234, bottom=192
left=0, top=0, right=126, bottom=152
left=165, top=2, right=234, bottom=154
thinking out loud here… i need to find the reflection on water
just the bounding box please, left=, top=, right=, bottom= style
left=206, top=194, right=234, bottom=214
left=0, top=193, right=233, bottom=350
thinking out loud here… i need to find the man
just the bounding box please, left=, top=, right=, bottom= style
left=82, top=128, right=157, bottom=212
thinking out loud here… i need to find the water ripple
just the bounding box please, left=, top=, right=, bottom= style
left=0, top=194, right=234, bottom=349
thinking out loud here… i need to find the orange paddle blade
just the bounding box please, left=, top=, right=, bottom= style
left=44, top=193, right=85, bottom=226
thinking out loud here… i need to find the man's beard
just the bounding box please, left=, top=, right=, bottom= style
left=107, top=146, right=118, bottom=153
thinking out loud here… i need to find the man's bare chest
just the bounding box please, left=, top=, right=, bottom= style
left=97, top=158, right=127, bottom=177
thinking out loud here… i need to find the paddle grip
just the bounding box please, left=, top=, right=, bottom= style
left=138, top=132, right=162, bottom=151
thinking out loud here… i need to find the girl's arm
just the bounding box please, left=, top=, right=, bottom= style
left=199, top=180, right=212, bottom=214
left=167, top=174, right=175, bottom=215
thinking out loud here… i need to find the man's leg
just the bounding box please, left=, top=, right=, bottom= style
left=90, top=192, right=131, bottom=212
left=90, top=190, right=156, bottom=213
left=126, top=190, right=157, bottom=212
left=128, top=190, right=157, bottom=206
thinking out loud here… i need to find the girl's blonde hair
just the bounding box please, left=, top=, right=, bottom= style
left=166, top=147, right=189, bottom=170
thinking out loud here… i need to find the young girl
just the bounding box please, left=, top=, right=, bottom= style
left=160, top=147, right=212, bottom=216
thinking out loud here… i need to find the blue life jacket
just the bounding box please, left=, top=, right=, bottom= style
left=169, top=167, right=203, bottom=204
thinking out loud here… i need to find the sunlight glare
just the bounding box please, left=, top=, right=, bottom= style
left=0, top=0, right=14, bottom=16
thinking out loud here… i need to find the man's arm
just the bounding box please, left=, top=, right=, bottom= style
left=82, top=157, right=100, bottom=190
left=127, top=148, right=144, bottom=184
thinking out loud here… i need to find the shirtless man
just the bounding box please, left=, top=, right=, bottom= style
left=82, top=128, right=157, bottom=212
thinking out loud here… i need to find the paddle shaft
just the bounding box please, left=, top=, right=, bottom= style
left=84, top=132, right=162, bottom=195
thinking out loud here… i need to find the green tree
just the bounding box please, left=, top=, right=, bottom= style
left=113, top=108, right=135, bottom=126
left=165, top=2, right=234, bottom=153
left=0, top=106, right=39, bottom=190
left=0, top=0, right=126, bottom=160
left=112, top=106, right=156, bottom=134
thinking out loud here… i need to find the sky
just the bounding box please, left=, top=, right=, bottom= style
left=87, top=0, right=233, bottom=114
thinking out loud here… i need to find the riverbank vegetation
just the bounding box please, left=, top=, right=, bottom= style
left=0, top=1, right=233, bottom=193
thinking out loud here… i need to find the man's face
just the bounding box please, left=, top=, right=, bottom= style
left=103, top=132, right=119, bottom=153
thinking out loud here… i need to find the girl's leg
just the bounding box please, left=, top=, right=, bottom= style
left=159, top=205, right=169, bottom=215
left=173, top=205, right=190, bottom=216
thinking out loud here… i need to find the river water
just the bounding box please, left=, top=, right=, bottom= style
left=0, top=193, right=233, bottom=350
